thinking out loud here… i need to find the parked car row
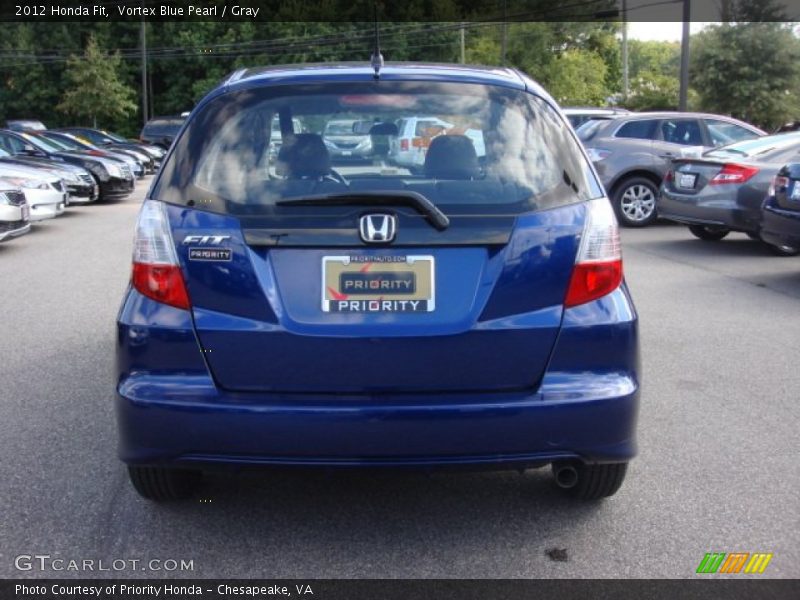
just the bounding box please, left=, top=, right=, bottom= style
left=0, top=121, right=164, bottom=245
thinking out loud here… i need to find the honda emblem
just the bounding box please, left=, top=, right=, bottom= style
left=359, top=214, right=397, bottom=244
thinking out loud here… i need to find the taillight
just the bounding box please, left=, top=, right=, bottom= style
left=131, top=200, right=190, bottom=310
left=709, top=163, right=759, bottom=185
left=565, top=198, right=623, bottom=308
left=400, top=139, right=409, bottom=151
left=664, top=169, right=674, bottom=183
left=769, top=175, right=789, bottom=196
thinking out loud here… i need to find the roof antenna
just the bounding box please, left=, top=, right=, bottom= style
left=370, top=4, right=384, bottom=80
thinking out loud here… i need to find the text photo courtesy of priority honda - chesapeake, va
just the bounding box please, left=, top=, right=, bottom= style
left=0, top=1, right=798, bottom=599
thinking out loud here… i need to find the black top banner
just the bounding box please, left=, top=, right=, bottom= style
left=2, top=0, right=800, bottom=23
left=1, top=579, right=799, bottom=600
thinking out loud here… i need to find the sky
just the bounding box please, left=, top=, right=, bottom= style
left=627, top=22, right=710, bottom=42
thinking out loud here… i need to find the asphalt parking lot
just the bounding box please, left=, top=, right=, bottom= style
left=0, top=179, right=798, bottom=579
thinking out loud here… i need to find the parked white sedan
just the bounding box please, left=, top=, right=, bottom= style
left=0, top=185, right=30, bottom=242
left=0, top=166, right=67, bottom=221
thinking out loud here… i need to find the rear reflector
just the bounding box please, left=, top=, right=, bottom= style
left=709, top=163, right=759, bottom=185
left=131, top=200, right=191, bottom=310
left=400, top=139, right=409, bottom=151
left=565, top=198, right=623, bottom=308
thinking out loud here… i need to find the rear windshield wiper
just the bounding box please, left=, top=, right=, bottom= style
left=276, top=191, right=450, bottom=231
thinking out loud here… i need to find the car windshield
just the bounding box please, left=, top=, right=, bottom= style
left=20, top=133, right=62, bottom=153
left=324, top=121, right=358, bottom=136
left=40, top=134, right=80, bottom=150
left=705, top=132, right=800, bottom=158
left=154, top=81, right=599, bottom=217
left=104, top=131, right=128, bottom=143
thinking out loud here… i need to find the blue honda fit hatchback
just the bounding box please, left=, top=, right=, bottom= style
left=116, top=63, right=640, bottom=501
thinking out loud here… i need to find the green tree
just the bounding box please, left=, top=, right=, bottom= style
left=57, top=35, right=138, bottom=128
left=691, top=23, right=800, bottom=130
left=544, top=48, right=608, bottom=105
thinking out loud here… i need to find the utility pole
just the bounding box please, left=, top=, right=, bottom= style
left=460, top=24, right=465, bottom=64
left=501, top=0, right=507, bottom=65
left=622, top=0, right=629, bottom=103
left=140, top=6, right=148, bottom=126
left=679, top=0, right=691, bottom=111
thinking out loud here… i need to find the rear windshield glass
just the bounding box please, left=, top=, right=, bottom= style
left=575, top=118, right=609, bottom=141
left=705, top=132, right=800, bottom=159
left=154, top=81, right=601, bottom=216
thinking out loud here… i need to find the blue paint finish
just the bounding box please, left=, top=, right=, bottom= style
left=116, top=63, right=640, bottom=470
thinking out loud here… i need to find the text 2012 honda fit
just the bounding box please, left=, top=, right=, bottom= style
left=116, top=63, right=640, bottom=502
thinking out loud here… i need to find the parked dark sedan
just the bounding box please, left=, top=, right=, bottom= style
left=760, top=162, right=800, bottom=255
left=658, top=132, right=800, bottom=254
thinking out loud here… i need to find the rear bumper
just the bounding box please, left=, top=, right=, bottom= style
left=760, top=198, right=800, bottom=249
left=117, top=373, right=638, bottom=467
left=116, top=286, right=640, bottom=468
left=658, top=188, right=760, bottom=232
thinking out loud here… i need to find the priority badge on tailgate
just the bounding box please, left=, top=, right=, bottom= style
left=184, top=234, right=232, bottom=262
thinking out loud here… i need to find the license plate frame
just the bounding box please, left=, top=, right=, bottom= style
left=677, top=172, right=698, bottom=190
left=322, top=255, right=435, bottom=313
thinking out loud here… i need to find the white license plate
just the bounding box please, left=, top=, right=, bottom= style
left=677, top=173, right=697, bottom=189
left=322, top=255, right=435, bottom=313
left=341, top=150, right=352, bottom=156
left=790, top=182, right=800, bottom=200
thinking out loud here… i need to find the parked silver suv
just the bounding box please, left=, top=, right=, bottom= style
left=578, top=112, right=765, bottom=226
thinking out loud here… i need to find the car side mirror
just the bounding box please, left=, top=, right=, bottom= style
left=101, top=138, right=113, bottom=145
left=21, top=144, right=42, bottom=156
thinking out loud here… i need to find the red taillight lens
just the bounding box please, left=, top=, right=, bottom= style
left=131, top=200, right=191, bottom=310
left=400, top=139, right=409, bottom=151
left=132, top=263, right=190, bottom=309
left=664, top=169, right=674, bottom=183
left=564, top=198, right=623, bottom=308
left=565, top=260, right=623, bottom=308
left=709, top=163, right=759, bottom=185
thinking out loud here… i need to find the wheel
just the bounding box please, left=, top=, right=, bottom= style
left=127, top=465, right=201, bottom=501
left=688, top=224, right=730, bottom=241
left=552, top=461, right=628, bottom=500
left=612, top=177, right=659, bottom=227
left=765, top=241, right=800, bottom=256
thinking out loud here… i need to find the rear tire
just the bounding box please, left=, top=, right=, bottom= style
left=765, top=242, right=800, bottom=256
left=553, top=462, right=628, bottom=500
left=688, top=225, right=730, bottom=241
left=612, top=177, right=659, bottom=227
left=127, top=465, right=201, bottom=501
